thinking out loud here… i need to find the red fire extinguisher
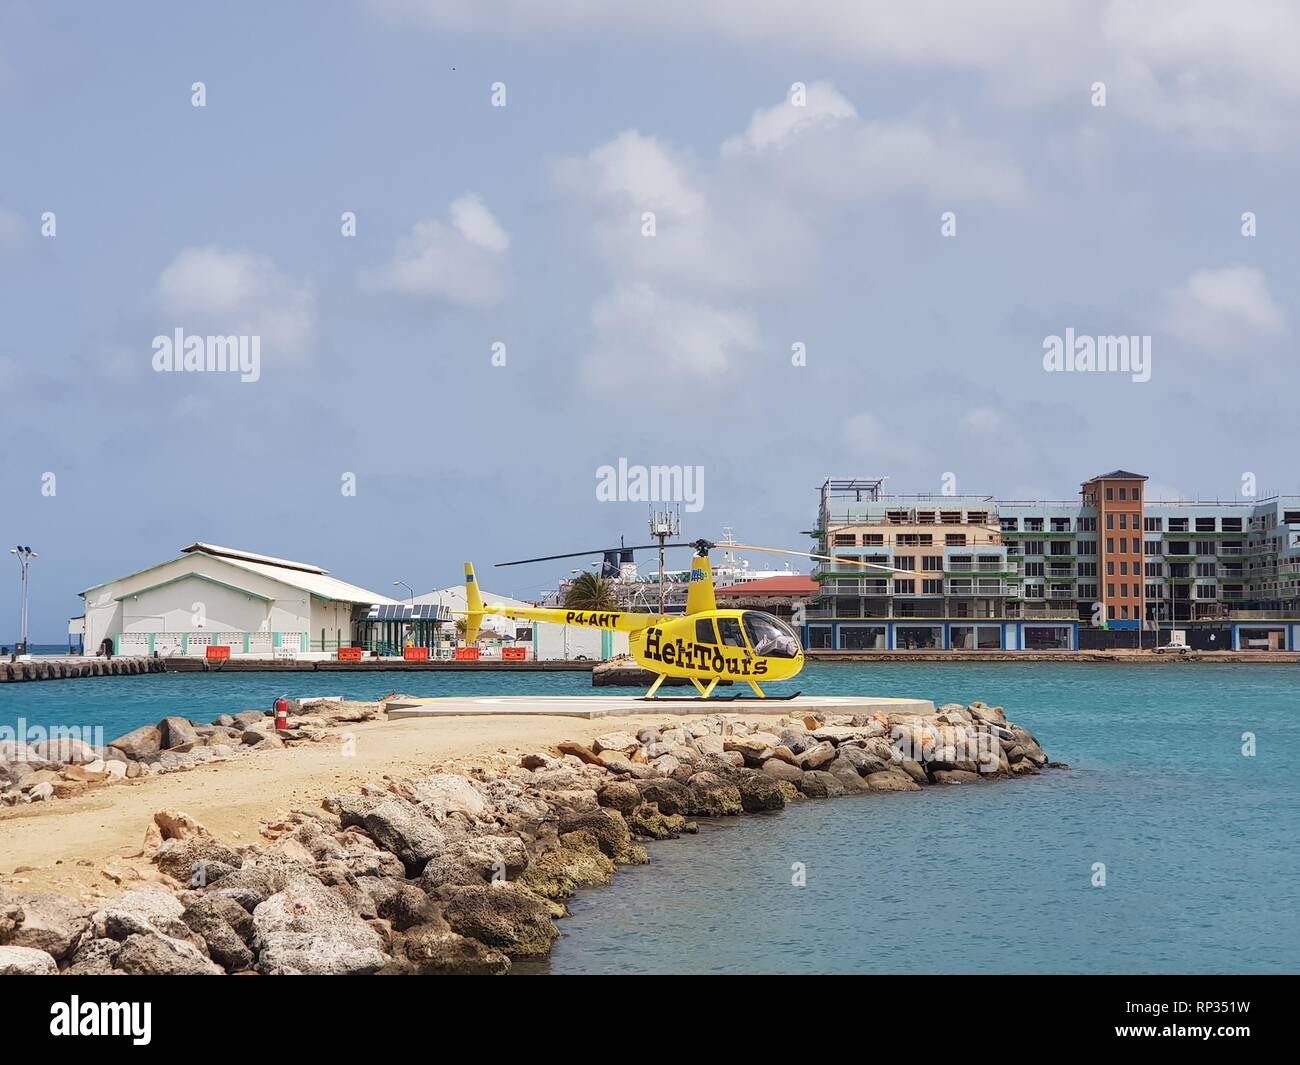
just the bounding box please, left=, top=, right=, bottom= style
left=274, top=696, right=289, bottom=731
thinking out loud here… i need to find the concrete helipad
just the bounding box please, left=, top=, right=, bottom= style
left=384, top=694, right=936, bottom=720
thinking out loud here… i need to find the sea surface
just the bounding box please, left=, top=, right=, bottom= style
left=3, top=661, right=1297, bottom=973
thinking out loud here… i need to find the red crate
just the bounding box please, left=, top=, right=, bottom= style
left=337, top=647, right=363, bottom=662
left=205, top=645, right=231, bottom=662
left=453, top=647, right=481, bottom=661
left=501, top=647, right=527, bottom=661
left=403, top=646, right=429, bottom=661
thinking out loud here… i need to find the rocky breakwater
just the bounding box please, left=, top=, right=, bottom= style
left=0, top=699, right=385, bottom=806
left=0, top=700, right=1060, bottom=976
left=0, top=656, right=166, bottom=682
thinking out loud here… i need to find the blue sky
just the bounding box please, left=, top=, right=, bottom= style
left=3, top=0, right=1298, bottom=640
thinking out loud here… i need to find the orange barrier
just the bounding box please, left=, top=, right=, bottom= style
left=205, top=645, right=231, bottom=662
left=501, top=646, right=527, bottom=661
left=403, top=646, right=429, bottom=661
left=453, top=647, right=480, bottom=661
left=337, top=647, right=363, bottom=662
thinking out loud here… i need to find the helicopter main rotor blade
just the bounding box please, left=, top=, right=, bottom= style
left=495, top=543, right=695, bottom=567
left=727, top=543, right=923, bottom=578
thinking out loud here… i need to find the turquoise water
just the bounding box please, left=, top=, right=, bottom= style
left=3, top=662, right=1298, bottom=973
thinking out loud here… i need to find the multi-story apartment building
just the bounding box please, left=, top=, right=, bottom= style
left=807, top=472, right=1300, bottom=652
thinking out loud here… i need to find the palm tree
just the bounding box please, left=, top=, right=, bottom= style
left=565, top=572, right=616, bottom=610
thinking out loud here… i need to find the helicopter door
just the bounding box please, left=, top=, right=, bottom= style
left=695, top=618, right=718, bottom=644
left=717, top=617, right=748, bottom=649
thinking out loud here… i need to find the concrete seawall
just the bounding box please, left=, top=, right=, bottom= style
left=0, top=657, right=596, bottom=682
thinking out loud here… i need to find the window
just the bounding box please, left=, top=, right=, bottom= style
left=1145, top=562, right=1161, bottom=577
left=695, top=618, right=717, bottom=644
left=922, top=579, right=943, bottom=594
left=1024, top=562, right=1044, bottom=576
left=1078, top=539, right=1097, bottom=555
left=1078, top=562, right=1097, bottom=576
left=1196, top=562, right=1217, bottom=577
left=1079, top=517, right=1097, bottom=531
left=896, top=626, right=941, bottom=650
left=1025, top=518, right=1044, bottom=531
left=1144, top=541, right=1161, bottom=555
left=1120, top=583, right=1129, bottom=597
left=1120, top=513, right=1129, bottom=530
left=1170, top=518, right=1189, bottom=532
left=742, top=612, right=799, bottom=658
left=1107, top=583, right=1115, bottom=597
left=895, top=555, right=914, bottom=570
left=1078, top=583, right=1097, bottom=599
left=1119, top=487, right=1128, bottom=500
left=1120, top=561, right=1128, bottom=575
left=1145, top=584, right=1161, bottom=599
left=1106, top=513, right=1114, bottom=529
left=1120, top=537, right=1128, bottom=552
left=894, top=580, right=915, bottom=594
left=1222, top=518, right=1242, bottom=532
left=1022, top=541, right=1044, bottom=555
left=1051, top=518, right=1072, bottom=532
left=1000, top=518, right=1018, bottom=532
left=717, top=617, right=746, bottom=647
left=1196, top=518, right=1216, bottom=532
left=945, top=533, right=967, bottom=546
left=1107, top=538, right=1115, bottom=553
left=1107, top=562, right=1115, bottom=575
left=922, top=556, right=943, bottom=571
left=1132, top=486, right=1141, bottom=501
left=1195, top=541, right=1215, bottom=555
left=840, top=625, right=885, bottom=650
left=864, top=534, right=883, bottom=546
left=1145, top=517, right=1162, bottom=532
left=1106, top=487, right=1114, bottom=501
left=833, top=533, right=856, bottom=546
left=1121, top=605, right=1129, bottom=619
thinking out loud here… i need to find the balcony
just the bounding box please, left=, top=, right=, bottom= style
left=818, top=579, right=890, bottom=597
left=945, top=561, right=1017, bottom=574
left=945, top=581, right=1014, bottom=596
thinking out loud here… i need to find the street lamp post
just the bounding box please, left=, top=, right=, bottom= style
left=10, top=546, right=37, bottom=656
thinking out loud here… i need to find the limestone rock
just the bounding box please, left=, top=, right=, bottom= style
left=0, top=889, right=92, bottom=960
left=439, top=883, right=560, bottom=956
left=115, top=932, right=223, bottom=975
left=556, top=808, right=647, bottom=865
left=108, top=725, right=162, bottom=760
left=391, top=923, right=511, bottom=975
left=0, top=944, right=59, bottom=975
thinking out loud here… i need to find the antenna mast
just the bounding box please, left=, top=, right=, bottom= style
left=649, top=505, right=681, bottom=614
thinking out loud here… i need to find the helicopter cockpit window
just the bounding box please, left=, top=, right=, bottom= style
left=717, top=617, right=747, bottom=648
left=743, top=612, right=800, bottom=658
left=695, top=618, right=718, bottom=644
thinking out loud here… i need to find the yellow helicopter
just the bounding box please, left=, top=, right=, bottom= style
left=460, top=539, right=921, bottom=700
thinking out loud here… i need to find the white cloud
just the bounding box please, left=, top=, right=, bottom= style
left=1162, top=266, right=1286, bottom=353
left=449, top=193, right=510, bottom=254
left=722, top=81, right=857, bottom=155
left=384, top=0, right=1300, bottom=151
left=156, top=247, right=316, bottom=354
left=841, top=412, right=922, bottom=470
left=961, top=407, right=1005, bottom=435
left=582, top=282, right=760, bottom=391
left=555, top=83, right=1022, bottom=392
left=364, top=194, right=509, bottom=307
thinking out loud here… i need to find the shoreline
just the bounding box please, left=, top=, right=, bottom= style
left=0, top=698, right=1057, bottom=975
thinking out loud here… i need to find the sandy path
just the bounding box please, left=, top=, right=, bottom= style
left=0, top=712, right=681, bottom=901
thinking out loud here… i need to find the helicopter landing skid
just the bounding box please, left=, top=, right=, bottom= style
left=642, top=690, right=803, bottom=702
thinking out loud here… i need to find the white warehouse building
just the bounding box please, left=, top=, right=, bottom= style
left=79, top=542, right=397, bottom=657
